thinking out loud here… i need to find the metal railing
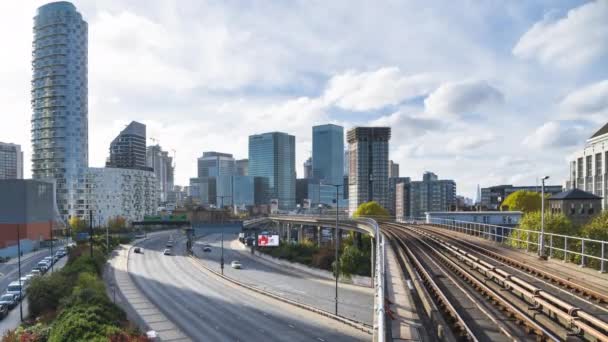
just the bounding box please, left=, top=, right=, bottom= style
left=246, top=215, right=386, bottom=342
left=404, top=216, right=607, bottom=273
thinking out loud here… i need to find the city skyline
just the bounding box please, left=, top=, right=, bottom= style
left=2, top=1, right=608, bottom=198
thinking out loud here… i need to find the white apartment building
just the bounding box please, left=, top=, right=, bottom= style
left=88, top=167, right=157, bottom=226
left=568, top=122, right=608, bottom=210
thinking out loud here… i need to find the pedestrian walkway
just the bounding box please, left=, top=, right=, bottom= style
left=105, top=243, right=190, bottom=342
left=385, top=243, right=424, bottom=341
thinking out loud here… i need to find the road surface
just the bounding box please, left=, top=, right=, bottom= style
left=128, top=231, right=370, bottom=341
left=194, top=233, right=374, bottom=325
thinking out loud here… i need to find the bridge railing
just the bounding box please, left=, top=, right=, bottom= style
left=401, top=216, right=607, bottom=273
left=247, top=214, right=386, bottom=342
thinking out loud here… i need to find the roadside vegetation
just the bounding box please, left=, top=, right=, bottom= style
left=259, top=201, right=387, bottom=278
left=2, top=235, right=147, bottom=341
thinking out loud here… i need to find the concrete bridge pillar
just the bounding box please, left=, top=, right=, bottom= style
left=298, top=224, right=304, bottom=242
left=286, top=223, right=291, bottom=242
left=317, top=226, right=321, bottom=246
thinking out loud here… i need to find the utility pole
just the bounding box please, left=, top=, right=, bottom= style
left=217, top=195, right=232, bottom=275
left=539, top=176, right=549, bottom=259
left=50, top=220, right=54, bottom=272
left=321, top=182, right=344, bottom=316
left=89, top=210, right=93, bottom=257
left=16, top=224, right=23, bottom=322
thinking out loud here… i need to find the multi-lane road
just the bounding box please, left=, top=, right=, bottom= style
left=127, top=231, right=370, bottom=341
left=194, top=232, right=374, bottom=325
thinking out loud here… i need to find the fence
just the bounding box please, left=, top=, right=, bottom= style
left=410, top=216, right=607, bottom=273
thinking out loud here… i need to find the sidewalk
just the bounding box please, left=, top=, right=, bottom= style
left=104, top=242, right=190, bottom=341
left=384, top=243, right=423, bottom=341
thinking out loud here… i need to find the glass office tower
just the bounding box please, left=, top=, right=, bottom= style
left=312, top=124, right=344, bottom=206
left=31, top=2, right=88, bottom=221
left=248, top=132, right=296, bottom=209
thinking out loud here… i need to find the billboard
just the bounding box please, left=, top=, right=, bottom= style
left=258, top=234, right=279, bottom=247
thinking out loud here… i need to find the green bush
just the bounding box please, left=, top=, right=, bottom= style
left=49, top=304, right=123, bottom=342
left=27, top=272, right=71, bottom=317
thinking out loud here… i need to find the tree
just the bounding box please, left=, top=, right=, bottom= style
left=108, top=216, right=127, bottom=232
left=500, top=190, right=547, bottom=213
left=580, top=211, right=608, bottom=269
left=353, top=201, right=390, bottom=218
left=69, top=217, right=88, bottom=233
left=508, top=211, right=575, bottom=252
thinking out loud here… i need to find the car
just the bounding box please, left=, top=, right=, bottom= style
left=134, top=247, right=143, bottom=254
left=230, top=261, right=242, bottom=269
left=55, top=252, right=63, bottom=259
left=0, top=294, right=18, bottom=309
left=166, top=242, right=173, bottom=248
left=29, top=269, right=41, bottom=277
left=0, top=304, right=7, bottom=318
left=202, top=246, right=212, bottom=252
left=6, top=281, right=24, bottom=300
left=24, top=274, right=35, bottom=282
left=163, top=249, right=171, bottom=256
left=19, top=277, right=29, bottom=287
left=37, top=263, right=48, bottom=273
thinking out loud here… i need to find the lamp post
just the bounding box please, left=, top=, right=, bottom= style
left=89, top=210, right=93, bottom=257
left=217, top=195, right=232, bottom=275
left=16, top=225, right=23, bottom=322
left=321, top=182, right=344, bottom=316
left=539, top=176, right=549, bottom=259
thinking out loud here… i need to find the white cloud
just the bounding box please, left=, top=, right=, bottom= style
left=323, top=68, right=438, bottom=111
left=560, top=79, right=608, bottom=122
left=513, top=1, right=608, bottom=68
left=446, top=134, right=495, bottom=154
left=424, top=80, right=504, bottom=117
left=522, top=120, right=589, bottom=149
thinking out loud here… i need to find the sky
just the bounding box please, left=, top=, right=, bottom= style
left=1, top=0, right=607, bottom=199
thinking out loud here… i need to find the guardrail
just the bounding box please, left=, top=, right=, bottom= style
left=410, top=216, right=607, bottom=273
left=245, top=215, right=386, bottom=342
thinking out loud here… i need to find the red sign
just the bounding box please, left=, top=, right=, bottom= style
left=257, top=235, right=279, bottom=247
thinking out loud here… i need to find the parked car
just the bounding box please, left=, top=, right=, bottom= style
left=0, top=294, right=18, bottom=309
left=24, top=274, right=35, bottom=282
left=230, top=261, right=242, bottom=269
left=0, top=304, right=8, bottom=318
left=163, top=249, right=171, bottom=256
left=19, top=277, right=29, bottom=287
left=134, top=247, right=143, bottom=254
left=29, top=269, right=42, bottom=277
left=37, top=263, right=48, bottom=273
left=6, top=281, right=25, bottom=300
left=166, top=242, right=173, bottom=248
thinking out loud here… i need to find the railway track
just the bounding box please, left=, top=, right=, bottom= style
left=383, top=223, right=608, bottom=342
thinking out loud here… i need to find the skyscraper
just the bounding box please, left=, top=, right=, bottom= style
left=236, top=159, right=248, bottom=176
left=303, top=157, right=313, bottom=179
left=409, top=172, right=457, bottom=218
left=106, top=121, right=148, bottom=170
left=389, top=160, right=399, bottom=178
left=31, top=2, right=88, bottom=221
left=347, top=127, right=391, bottom=214
left=312, top=124, right=344, bottom=206
left=146, top=145, right=173, bottom=205
left=249, top=132, right=296, bottom=209
left=197, top=152, right=235, bottom=178
left=0, top=143, right=23, bottom=179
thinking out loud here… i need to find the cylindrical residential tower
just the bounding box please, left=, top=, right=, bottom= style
left=31, top=2, right=88, bottom=222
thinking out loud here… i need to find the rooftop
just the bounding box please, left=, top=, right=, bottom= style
left=590, top=121, right=608, bottom=139
left=549, top=188, right=602, bottom=201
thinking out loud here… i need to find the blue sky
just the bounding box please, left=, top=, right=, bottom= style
left=1, top=0, right=607, bottom=198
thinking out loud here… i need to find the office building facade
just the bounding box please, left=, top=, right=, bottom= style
left=568, top=121, right=608, bottom=210
left=312, top=124, right=344, bottom=206
left=481, top=184, right=563, bottom=210
left=106, top=121, right=148, bottom=170
left=88, top=167, right=156, bottom=226
left=389, top=160, right=399, bottom=178
left=197, top=152, right=235, bottom=178
left=249, top=132, right=296, bottom=209
left=347, top=127, right=391, bottom=214
left=409, top=172, right=456, bottom=218
left=389, top=177, right=410, bottom=216
left=31, top=2, right=88, bottom=221
left=395, top=180, right=411, bottom=220
left=146, top=145, right=173, bottom=205
left=0, top=143, right=23, bottom=179
left=303, top=157, right=313, bottom=179
left=236, top=159, right=248, bottom=176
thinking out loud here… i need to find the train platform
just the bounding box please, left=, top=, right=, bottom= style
left=385, top=242, right=424, bottom=341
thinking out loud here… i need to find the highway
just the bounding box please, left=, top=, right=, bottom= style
left=128, top=230, right=370, bottom=341
left=193, top=233, right=374, bottom=325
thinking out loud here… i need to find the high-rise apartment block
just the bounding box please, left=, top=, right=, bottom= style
left=106, top=121, right=148, bottom=170
left=347, top=127, right=391, bottom=214
left=31, top=2, right=88, bottom=221
left=389, top=177, right=410, bottom=215
left=249, top=132, right=296, bottom=209
left=567, top=122, right=608, bottom=209
left=87, top=167, right=156, bottom=226
left=0, top=143, right=23, bottom=179
left=303, top=158, right=313, bottom=179
left=395, top=179, right=411, bottom=219
left=146, top=145, right=173, bottom=205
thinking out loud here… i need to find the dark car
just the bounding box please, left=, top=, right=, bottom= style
left=134, top=247, right=142, bottom=254
left=0, top=294, right=17, bottom=309
left=202, top=246, right=212, bottom=252
left=0, top=304, right=7, bottom=318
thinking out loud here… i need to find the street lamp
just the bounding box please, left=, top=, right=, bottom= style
left=539, top=176, right=550, bottom=259
left=321, top=182, right=344, bottom=316
left=318, top=203, right=323, bottom=216
left=217, top=195, right=232, bottom=275
left=16, top=225, right=22, bottom=322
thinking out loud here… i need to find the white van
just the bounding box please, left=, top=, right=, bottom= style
left=6, top=281, right=25, bottom=300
